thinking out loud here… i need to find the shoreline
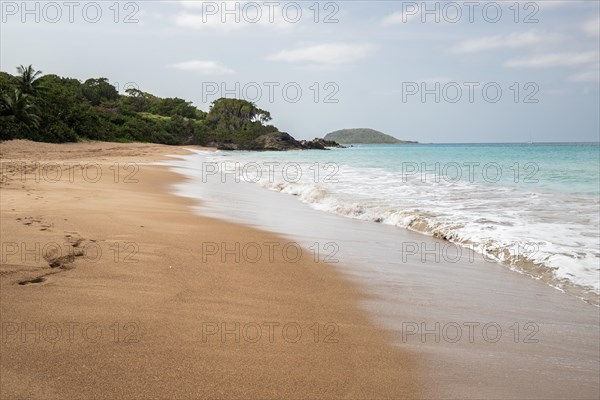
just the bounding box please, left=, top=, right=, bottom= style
left=184, top=146, right=600, bottom=307
left=0, top=140, right=421, bottom=399
left=164, top=147, right=600, bottom=399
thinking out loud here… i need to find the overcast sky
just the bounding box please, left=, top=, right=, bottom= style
left=1, top=0, right=598, bottom=142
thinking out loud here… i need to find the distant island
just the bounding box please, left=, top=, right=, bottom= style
left=324, top=128, right=417, bottom=144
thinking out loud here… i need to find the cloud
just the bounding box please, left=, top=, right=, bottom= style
left=380, top=1, right=587, bottom=26
left=537, top=0, right=585, bottom=9
left=267, top=43, right=372, bottom=66
left=451, top=31, right=553, bottom=54
left=175, top=12, right=244, bottom=31
left=381, top=7, right=420, bottom=26
left=415, top=77, right=454, bottom=84
left=179, top=1, right=212, bottom=9
left=582, top=16, right=600, bottom=37
left=568, top=69, right=600, bottom=83
left=174, top=0, right=297, bottom=31
left=543, top=88, right=569, bottom=96
left=167, top=60, right=234, bottom=75
left=504, top=51, right=599, bottom=68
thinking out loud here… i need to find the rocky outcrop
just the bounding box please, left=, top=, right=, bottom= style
left=240, top=132, right=303, bottom=151
left=299, top=139, right=325, bottom=150
left=214, top=132, right=345, bottom=151
left=216, top=142, right=239, bottom=150
left=301, top=138, right=346, bottom=149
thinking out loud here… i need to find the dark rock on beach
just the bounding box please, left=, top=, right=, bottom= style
left=216, top=132, right=346, bottom=151
left=299, top=139, right=326, bottom=150
left=241, top=132, right=303, bottom=151
left=216, top=142, right=239, bottom=150
left=300, top=138, right=346, bottom=149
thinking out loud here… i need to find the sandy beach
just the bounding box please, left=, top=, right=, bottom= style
left=163, top=146, right=600, bottom=399
left=2, top=0, right=599, bottom=397
left=0, top=140, right=421, bottom=399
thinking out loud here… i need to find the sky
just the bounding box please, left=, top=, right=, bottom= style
left=1, top=0, right=599, bottom=142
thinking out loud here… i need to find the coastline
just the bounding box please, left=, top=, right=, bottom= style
left=163, top=147, right=600, bottom=399
left=0, top=141, right=421, bottom=399
left=190, top=144, right=600, bottom=306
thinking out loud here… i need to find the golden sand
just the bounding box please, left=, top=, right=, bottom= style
left=0, top=140, right=420, bottom=399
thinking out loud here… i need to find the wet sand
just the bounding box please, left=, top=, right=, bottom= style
left=164, top=149, right=600, bottom=399
left=0, top=140, right=420, bottom=399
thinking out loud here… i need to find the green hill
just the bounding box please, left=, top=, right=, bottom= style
left=324, top=128, right=416, bottom=144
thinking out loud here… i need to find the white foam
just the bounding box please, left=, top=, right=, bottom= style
left=200, top=151, right=600, bottom=299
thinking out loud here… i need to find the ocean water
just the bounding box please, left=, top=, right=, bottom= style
left=198, top=143, right=600, bottom=304
left=161, top=143, right=600, bottom=397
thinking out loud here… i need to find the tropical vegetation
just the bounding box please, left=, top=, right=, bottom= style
left=0, top=65, right=278, bottom=146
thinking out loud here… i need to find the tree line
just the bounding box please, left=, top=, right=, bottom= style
left=0, top=65, right=277, bottom=145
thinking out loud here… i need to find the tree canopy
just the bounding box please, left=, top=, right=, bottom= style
left=0, top=65, right=278, bottom=145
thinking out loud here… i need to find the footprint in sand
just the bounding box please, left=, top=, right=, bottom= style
left=19, top=276, right=46, bottom=286
left=11, top=229, right=97, bottom=286
left=18, top=217, right=53, bottom=231
left=18, top=277, right=46, bottom=286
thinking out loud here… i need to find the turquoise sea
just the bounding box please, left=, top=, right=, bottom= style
left=200, top=142, right=600, bottom=303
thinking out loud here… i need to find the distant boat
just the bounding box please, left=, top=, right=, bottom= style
left=528, top=134, right=533, bottom=145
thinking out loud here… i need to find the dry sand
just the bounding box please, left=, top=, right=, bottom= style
left=0, top=140, right=421, bottom=399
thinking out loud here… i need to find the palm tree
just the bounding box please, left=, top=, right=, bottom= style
left=16, top=64, right=43, bottom=95
left=1, top=89, right=41, bottom=128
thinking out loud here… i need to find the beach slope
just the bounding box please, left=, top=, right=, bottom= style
left=0, top=141, right=420, bottom=399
